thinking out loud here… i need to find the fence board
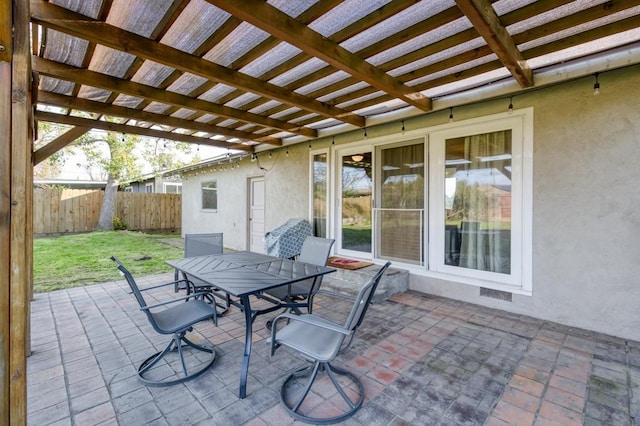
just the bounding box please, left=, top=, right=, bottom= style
left=33, top=188, right=181, bottom=235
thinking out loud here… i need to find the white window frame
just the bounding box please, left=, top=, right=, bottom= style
left=145, top=182, right=154, bottom=193
left=201, top=180, right=218, bottom=211
left=427, top=109, right=533, bottom=294
left=163, top=182, right=182, bottom=194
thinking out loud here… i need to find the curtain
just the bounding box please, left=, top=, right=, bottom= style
left=455, top=131, right=511, bottom=274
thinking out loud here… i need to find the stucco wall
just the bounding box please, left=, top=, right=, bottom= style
left=181, top=66, right=640, bottom=341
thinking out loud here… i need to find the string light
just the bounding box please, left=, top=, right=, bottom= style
left=363, top=127, right=368, bottom=138
left=448, top=107, right=454, bottom=123
left=332, top=136, right=335, bottom=145
left=268, top=151, right=272, bottom=159
left=508, top=97, right=514, bottom=114
left=308, top=141, right=312, bottom=150
left=285, top=148, right=289, bottom=157
left=593, top=72, right=600, bottom=96
left=251, top=153, right=257, bottom=162
left=401, top=120, right=405, bottom=135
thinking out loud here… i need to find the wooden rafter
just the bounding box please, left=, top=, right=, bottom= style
left=207, top=0, right=432, bottom=112
left=33, top=126, right=90, bottom=165
left=33, top=56, right=317, bottom=138
left=30, top=0, right=365, bottom=128
left=34, top=111, right=254, bottom=152
left=38, top=91, right=282, bottom=146
left=454, top=0, right=533, bottom=87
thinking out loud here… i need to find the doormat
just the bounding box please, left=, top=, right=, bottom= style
left=327, top=256, right=374, bottom=270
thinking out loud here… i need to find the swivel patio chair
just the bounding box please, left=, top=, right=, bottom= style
left=111, top=256, right=218, bottom=386
left=256, top=236, right=334, bottom=326
left=177, top=233, right=230, bottom=314
left=270, top=261, right=391, bottom=424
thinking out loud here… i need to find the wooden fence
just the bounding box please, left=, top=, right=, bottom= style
left=33, top=188, right=181, bottom=235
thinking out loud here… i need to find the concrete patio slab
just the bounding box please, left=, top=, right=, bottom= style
left=28, top=271, right=640, bottom=425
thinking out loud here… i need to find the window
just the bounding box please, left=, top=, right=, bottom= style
left=202, top=181, right=218, bottom=210
left=310, top=150, right=329, bottom=237
left=124, top=186, right=133, bottom=192
left=429, top=110, right=532, bottom=292
left=145, top=183, right=154, bottom=193
left=164, top=182, right=182, bottom=194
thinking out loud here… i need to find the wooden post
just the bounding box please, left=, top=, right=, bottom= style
left=1, top=0, right=33, bottom=423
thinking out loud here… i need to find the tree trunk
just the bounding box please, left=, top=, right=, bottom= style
left=96, top=174, right=119, bottom=231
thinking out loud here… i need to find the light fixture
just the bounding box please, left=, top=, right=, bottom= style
left=401, top=120, right=405, bottom=134
left=351, top=154, right=364, bottom=162
left=285, top=148, right=289, bottom=157
left=449, top=107, right=454, bottom=123
left=308, top=142, right=312, bottom=150
left=363, top=127, right=367, bottom=138
left=507, top=96, right=514, bottom=114
left=251, top=153, right=257, bottom=162
left=593, top=72, right=600, bottom=95
left=332, top=136, right=335, bottom=145
left=268, top=151, right=272, bottom=159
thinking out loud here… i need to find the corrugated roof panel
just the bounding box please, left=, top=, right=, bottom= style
left=248, top=100, right=282, bottom=115
left=131, top=60, right=176, bottom=86
left=269, top=0, right=317, bottom=18
left=405, top=54, right=499, bottom=87
left=112, top=94, right=144, bottom=109
left=225, top=93, right=261, bottom=109
left=195, top=114, right=219, bottom=123
left=269, top=57, right=327, bottom=87
left=421, top=68, right=511, bottom=98
left=492, top=0, right=538, bottom=16
left=199, top=84, right=237, bottom=102
left=240, top=42, right=302, bottom=78
left=270, top=107, right=301, bottom=120
left=144, top=102, right=172, bottom=114
left=295, top=70, right=351, bottom=95
left=39, top=76, right=76, bottom=95
left=336, top=90, right=385, bottom=109
left=160, top=0, right=230, bottom=54
left=42, top=30, right=89, bottom=67
left=389, top=37, right=487, bottom=78
left=166, top=73, right=209, bottom=96
left=217, top=119, right=239, bottom=127
left=308, top=0, right=391, bottom=38
left=316, top=81, right=369, bottom=103
left=89, top=45, right=137, bottom=78
left=107, top=0, right=175, bottom=37
left=50, top=0, right=103, bottom=19
left=77, top=86, right=112, bottom=102
left=203, top=22, right=270, bottom=67
left=170, top=109, right=198, bottom=119
left=367, top=17, right=472, bottom=67
left=290, top=112, right=319, bottom=123
left=341, top=1, right=454, bottom=53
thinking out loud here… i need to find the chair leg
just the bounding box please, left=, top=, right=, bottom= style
left=137, top=332, right=216, bottom=387
left=280, top=361, right=365, bottom=424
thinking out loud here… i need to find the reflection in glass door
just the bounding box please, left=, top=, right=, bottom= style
left=340, top=151, right=372, bottom=254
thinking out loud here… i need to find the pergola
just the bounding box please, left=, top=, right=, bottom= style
left=3, top=0, right=640, bottom=422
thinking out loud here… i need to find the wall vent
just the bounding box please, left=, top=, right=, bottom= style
left=480, top=287, right=512, bottom=302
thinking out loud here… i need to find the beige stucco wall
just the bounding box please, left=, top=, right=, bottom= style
left=181, top=65, right=640, bottom=341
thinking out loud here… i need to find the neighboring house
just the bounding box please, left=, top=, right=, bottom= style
left=123, top=173, right=182, bottom=194
left=33, top=178, right=107, bottom=190
left=170, top=65, right=640, bottom=342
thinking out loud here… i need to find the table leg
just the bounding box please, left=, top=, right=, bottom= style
left=239, top=294, right=252, bottom=399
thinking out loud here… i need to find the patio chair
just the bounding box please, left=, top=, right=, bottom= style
left=270, top=261, right=391, bottom=424
left=256, top=236, right=334, bottom=325
left=111, top=256, right=218, bottom=386
left=177, top=233, right=230, bottom=314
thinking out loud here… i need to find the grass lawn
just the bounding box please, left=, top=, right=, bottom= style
left=33, top=231, right=184, bottom=293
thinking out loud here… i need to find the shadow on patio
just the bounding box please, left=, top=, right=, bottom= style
left=28, top=272, right=639, bottom=425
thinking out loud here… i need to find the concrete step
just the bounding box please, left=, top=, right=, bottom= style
left=321, top=263, right=409, bottom=303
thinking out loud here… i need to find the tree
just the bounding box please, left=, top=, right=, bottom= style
left=33, top=122, right=74, bottom=178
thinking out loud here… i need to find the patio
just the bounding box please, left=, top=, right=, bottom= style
left=28, top=271, right=639, bottom=426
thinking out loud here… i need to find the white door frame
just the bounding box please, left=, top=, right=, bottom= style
left=247, top=175, right=265, bottom=253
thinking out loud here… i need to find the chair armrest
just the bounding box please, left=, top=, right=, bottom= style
left=270, top=313, right=350, bottom=356
left=312, top=289, right=356, bottom=301
left=141, top=291, right=211, bottom=311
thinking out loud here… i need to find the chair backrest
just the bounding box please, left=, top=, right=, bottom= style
left=184, top=233, right=223, bottom=258
left=297, top=236, right=335, bottom=266
left=111, top=256, right=148, bottom=310
left=343, top=262, right=391, bottom=332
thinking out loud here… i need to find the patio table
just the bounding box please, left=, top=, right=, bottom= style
left=166, top=251, right=335, bottom=398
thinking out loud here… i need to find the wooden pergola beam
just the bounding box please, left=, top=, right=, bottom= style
left=32, top=56, right=316, bottom=139
left=207, top=0, right=432, bottom=112
left=454, top=0, right=533, bottom=87
left=33, top=126, right=90, bottom=166
left=30, top=0, right=365, bottom=128
left=37, top=91, right=282, bottom=146
left=35, top=111, right=254, bottom=153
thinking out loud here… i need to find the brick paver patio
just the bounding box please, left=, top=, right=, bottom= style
left=28, top=272, right=640, bottom=425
